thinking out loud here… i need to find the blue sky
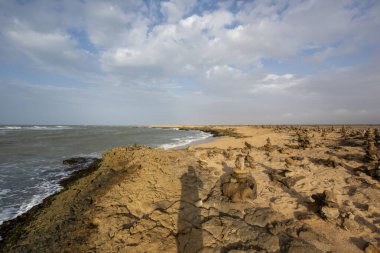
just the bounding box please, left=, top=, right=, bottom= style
left=0, top=0, right=379, bottom=124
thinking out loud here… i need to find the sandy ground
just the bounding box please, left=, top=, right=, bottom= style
left=1, top=125, right=379, bottom=253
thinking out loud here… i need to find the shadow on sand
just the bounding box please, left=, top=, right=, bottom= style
left=177, top=166, right=204, bottom=253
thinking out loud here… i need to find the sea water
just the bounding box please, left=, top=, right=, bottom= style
left=0, top=125, right=212, bottom=225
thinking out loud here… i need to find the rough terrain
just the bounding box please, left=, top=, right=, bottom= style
left=1, top=125, right=380, bottom=253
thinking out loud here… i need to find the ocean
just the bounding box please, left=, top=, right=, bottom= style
left=0, top=125, right=212, bottom=225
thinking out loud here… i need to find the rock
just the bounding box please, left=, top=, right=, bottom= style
left=270, top=170, right=305, bottom=188
left=224, top=148, right=234, bottom=160
left=342, top=218, right=362, bottom=231
left=311, top=190, right=338, bottom=208
left=264, top=137, right=274, bottom=152
left=244, top=141, right=253, bottom=149
left=234, top=154, right=245, bottom=172
left=326, top=156, right=340, bottom=168
left=298, top=133, right=312, bottom=149
left=285, top=238, right=323, bottom=253
left=279, top=148, right=291, bottom=155
left=323, top=190, right=339, bottom=208
left=365, top=243, right=380, bottom=253
left=244, top=153, right=255, bottom=169
left=291, top=156, right=304, bottom=161
left=194, top=199, right=203, bottom=207
left=285, top=158, right=295, bottom=167
left=298, top=228, right=330, bottom=246
left=63, top=157, right=88, bottom=165
left=222, top=175, right=257, bottom=202
left=221, top=154, right=258, bottom=202
left=320, top=206, right=340, bottom=220
left=365, top=139, right=379, bottom=162
left=268, top=219, right=302, bottom=237
left=244, top=207, right=284, bottom=227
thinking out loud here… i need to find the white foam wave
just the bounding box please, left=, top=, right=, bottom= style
left=0, top=206, right=18, bottom=226
left=16, top=181, right=61, bottom=217
left=159, top=131, right=212, bottom=150
left=0, top=126, right=73, bottom=131
left=1, top=126, right=22, bottom=130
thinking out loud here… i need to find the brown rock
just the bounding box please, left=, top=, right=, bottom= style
left=365, top=243, right=380, bottom=253
left=320, top=206, right=340, bottom=220
left=285, top=238, right=323, bottom=253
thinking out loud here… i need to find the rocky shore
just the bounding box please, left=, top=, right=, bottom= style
left=1, top=125, right=380, bottom=253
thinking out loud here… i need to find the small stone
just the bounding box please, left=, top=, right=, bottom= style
left=342, top=218, right=362, bottom=231
left=326, top=156, right=339, bottom=168
left=285, top=158, right=294, bottom=167
left=323, top=190, right=338, bottom=208
left=321, top=206, right=340, bottom=220
left=280, top=148, right=291, bottom=154
left=194, top=199, right=203, bottom=207
left=291, top=156, right=304, bottom=161
left=234, top=154, right=246, bottom=172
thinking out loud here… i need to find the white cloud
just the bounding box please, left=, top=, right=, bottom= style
left=0, top=0, right=380, bottom=124
left=4, top=20, right=97, bottom=78
left=250, top=74, right=304, bottom=94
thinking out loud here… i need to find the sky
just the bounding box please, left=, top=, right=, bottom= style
left=0, top=0, right=379, bottom=125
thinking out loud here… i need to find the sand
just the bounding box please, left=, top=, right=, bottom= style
left=0, top=125, right=379, bottom=253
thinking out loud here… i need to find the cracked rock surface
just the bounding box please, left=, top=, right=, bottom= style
left=1, top=126, right=379, bottom=253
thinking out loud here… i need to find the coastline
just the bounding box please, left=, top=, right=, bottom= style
left=0, top=158, right=102, bottom=242
left=1, top=125, right=379, bottom=252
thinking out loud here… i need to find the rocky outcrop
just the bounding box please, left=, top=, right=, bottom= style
left=0, top=145, right=333, bottom=253
left=221, top=155, right=257, bottom=202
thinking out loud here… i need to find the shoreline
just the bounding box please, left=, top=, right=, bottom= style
left=0, top=127, right=218, bottom=240
left=1, top=125, right=379, bottom=252
left=0, top=126, right=214, bottom=228
left=0, top=158, right=102, bottom=242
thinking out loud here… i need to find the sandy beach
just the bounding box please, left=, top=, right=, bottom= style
left=1, top=125, right=379, bottom=253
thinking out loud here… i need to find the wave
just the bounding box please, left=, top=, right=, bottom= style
left=159, top=131, right=212, bottom=150
left=0, top=126, right=73, bottom=131
left=16, top=181, right=61, bottom=217
left=0, top=181, right=62, bottom=226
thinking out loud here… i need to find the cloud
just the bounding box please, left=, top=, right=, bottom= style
left=250, top=74, right=304, bottom=94
left=2, top=20, right=99, bottom=81
left=0, top=0, right=379, bottom=124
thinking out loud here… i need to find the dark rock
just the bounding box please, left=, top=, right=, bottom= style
left=268, top=219, right=302, bottom=237
left=291, top=156, right=304, bottom=161
left=311, top=190, right=338, bottom=208
left=326, top=156, right=340, bottom=168
left=244, top=154, right=255, bottom=169
left=270, top=170, right=305, bottom=188
left=285, top=238, right=323, bottom=253
left=244, top=207, right=284, bottom=227
left=244, top=141, right=253, bottom=149
left=63, top=157, right=89, bottom=165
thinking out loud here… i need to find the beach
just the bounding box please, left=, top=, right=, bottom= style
left=1, top=125, right=379, bottom=253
